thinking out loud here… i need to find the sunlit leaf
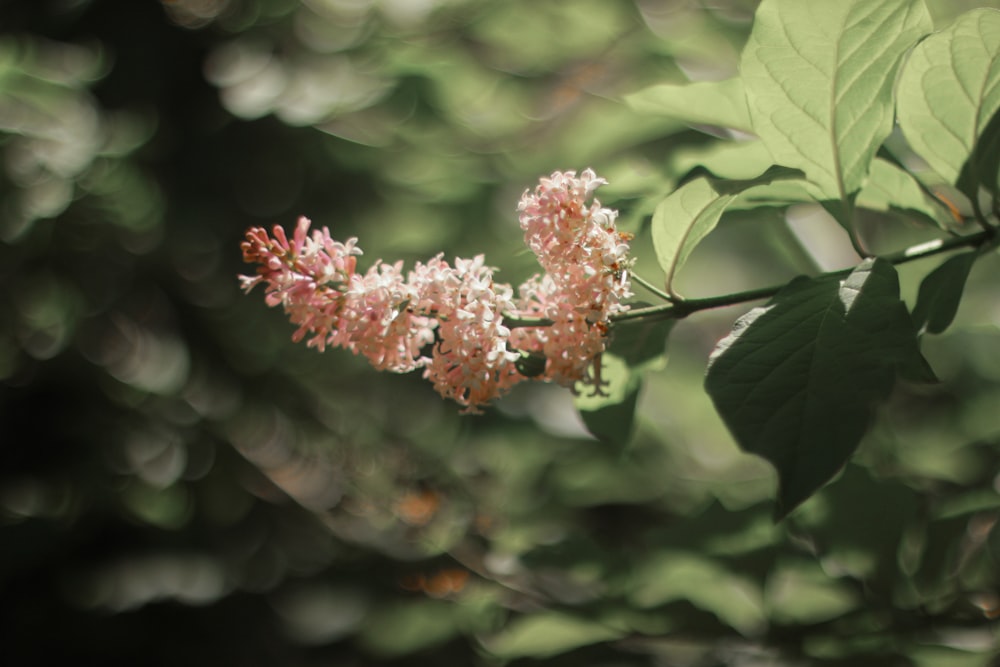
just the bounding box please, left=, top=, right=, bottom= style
left=705, top=258, right=932, bottom=517
left=741, top=0, right=932, bottom=220
left=727, top=180, right=816, bottom=211
left=765, top=558, right=860, bottom=624
left=652, top=178, right=733, bottom=292
left=481, top=611, right=625, bottom=659
left=908, top=645, right=999, bottom=667
left=667, top=140, right=774, bottom=182
left=856, top=157, right=950, bottom=227
left=911, top=251, right=978, bottom=334
left=629, top=550, right=766, bottom=636
left=652, top=166, right=803, bottom=292
left=625, top=77, right=752, bottom=132
left=897, top=8, right=1000, bottom=186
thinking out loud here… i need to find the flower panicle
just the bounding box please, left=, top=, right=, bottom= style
left=239, top=169, right=633, bottom=412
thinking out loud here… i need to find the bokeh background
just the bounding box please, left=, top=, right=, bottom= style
left=3, top=0, right=1000, bottom=664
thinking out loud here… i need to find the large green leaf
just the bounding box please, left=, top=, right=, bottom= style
left=625, top=77, right=753, bottom=133
left=705, top=258, right=931, bottom=518
left=897, top=8, right=1000, bottom=187
left=651, top=165, right=803, bottom=293
left=911, top=251, right=978, bottom=335
left=741, top=0, right=932, bottom=220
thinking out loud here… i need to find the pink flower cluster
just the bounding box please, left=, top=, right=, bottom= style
left=240, top=169, right=633, bottom=412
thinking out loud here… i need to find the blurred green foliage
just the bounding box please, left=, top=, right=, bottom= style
left=2, top=0, right=1000, bottom=665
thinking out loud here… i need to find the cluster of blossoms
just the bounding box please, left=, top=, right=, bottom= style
left=240, top=169, right=634, bottom=412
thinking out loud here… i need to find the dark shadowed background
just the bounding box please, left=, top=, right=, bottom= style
left=2, top=1, right=1000, bottom=665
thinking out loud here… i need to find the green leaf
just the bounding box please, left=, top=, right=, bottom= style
left=625, top=77, right=753, bottom=132
left=575, top=316, right=675, bottom=447
left=575, top=354, right=643, bottom=447
left=667, top=140, right=775, bottom=182
left=897, top=8, right=1000, bottom=186
left=958, top=106, right=1000, bottom=205
left=359, top=600, right=458, bottom=657
left=727, top=180, right=816, bottom=211
left=652, top=178, right=734, bottom=292
left=857, top=157, right=950, bottom=227
left=705, top=258, right=931, bottom=518
left=629, top=550, right=766, bottom=636
left=765, top=558, right=860, bottom=624
left=911, top=251, right=977, bottom=334
left=652, top=166, right=803, bottom=292
left=791, top=465, right=919, bottom=579
left=741, top=0, right=932, bottom=218
left=481, top=611, right=625, bottom=659
left=606, top=311, right=674, bottom=368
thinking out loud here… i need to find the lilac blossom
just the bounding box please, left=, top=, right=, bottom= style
left=240, top=169, right=633, bottom=411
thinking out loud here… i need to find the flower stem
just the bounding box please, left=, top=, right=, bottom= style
left=611, top=229, right=994, bottom=325
left=630, top=272, right=673, bottom=302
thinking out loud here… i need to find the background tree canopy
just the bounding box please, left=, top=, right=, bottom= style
left=3, top=0, right=1000, bottom=665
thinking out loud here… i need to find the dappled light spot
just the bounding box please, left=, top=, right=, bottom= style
left=12, top=273, right=82, bottom=360
left=0, top=477, right=79, bottom=521
left=122, top=480, right=193, bottom=529
left=87, top=313, right=190, bottom=395
left=227, top=407, right=344, bottom=511
left=228, top=407, right=296, bottom=470
left=303, top=0, right=452, bottom=28
left=399, top=567, right=469, bottom=598
left=80, top=160, right=164, bottom=234
left=0, top=38, right=119, bottom=239
left=214, top=54, right=287, bottom=120
left=74, top=554, right=227, bottom=611
left=275, top=56, right=391, bottom=126
left=393, top=488, right=440, bottom=526
left=161, top=0, right=231, bottom=29
left=272, top=583, right=369, bottom=644
left=123, top=426, right=188, bottom=489
left=181, top=361, right=242, bottom=421
left=971, top=592, right=1000, bottom=620
left=266, top=456, right=344, bottom=511
left=765, top=559, right=860, bottom=626
left=205, top=40, right=390, bottom=124
left=294, top=5, right=368, bottom=52
left=2, top=178, right=73, bottom=240
left=499, top=383, right=592, bottom=439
